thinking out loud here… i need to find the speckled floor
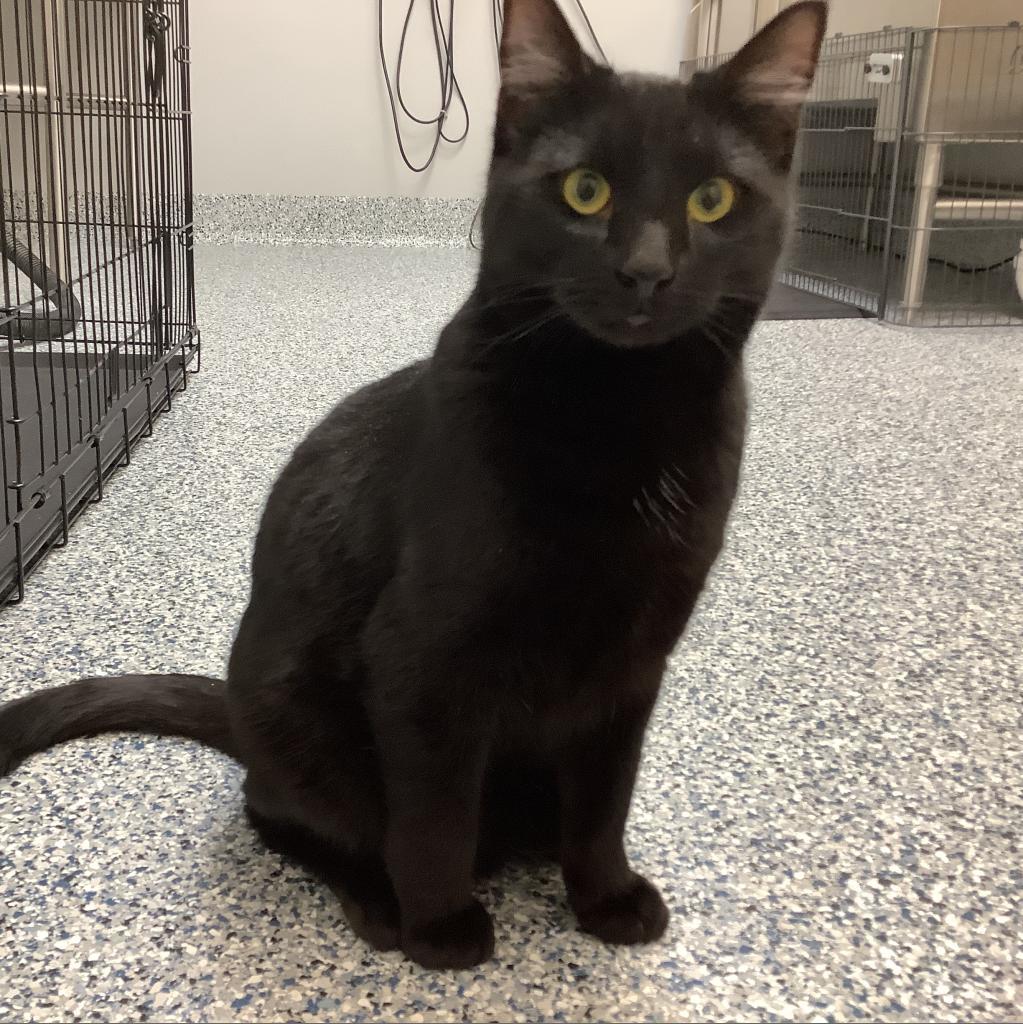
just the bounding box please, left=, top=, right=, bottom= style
left=1, top=244, right=1021, bottom=1023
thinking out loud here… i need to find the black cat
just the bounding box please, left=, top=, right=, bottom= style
left=0, top=0, right=825, bottom=969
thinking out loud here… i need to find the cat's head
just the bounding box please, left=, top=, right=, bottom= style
left=480, top=0, right=826, bottom=349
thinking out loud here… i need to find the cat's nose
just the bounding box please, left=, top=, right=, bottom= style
left=614, top=265, right=675, bottom=302
left=618, top=220, right=676, bottom=303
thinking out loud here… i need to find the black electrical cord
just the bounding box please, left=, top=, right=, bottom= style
left=1, top=202, right=83, bottom=343
left=796, top=226, right=1018, bottom=274
left=395, top=0, right=469, bottom=144
left=491, top=0, right=503, bottom=58
left=929, top=253, right=1016, bottom=274
left=378, top=0, right=469, bottom=173
left=469, top=200, right=483, bottom=250
left=571, top=0, right=608, bottom=63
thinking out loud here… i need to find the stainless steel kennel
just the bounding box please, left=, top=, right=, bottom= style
left=683, top=23, right=1023, bottom=325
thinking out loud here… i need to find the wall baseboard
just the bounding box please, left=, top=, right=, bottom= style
left=194, top=194, right=479, bottom=247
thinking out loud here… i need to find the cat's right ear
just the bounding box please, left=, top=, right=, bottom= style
left=496, top=0, right=595, bottom=143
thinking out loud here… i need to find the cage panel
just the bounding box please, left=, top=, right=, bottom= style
left=681, top=22, right=1023, bottom=327
left=1, top=0, right=198, bottom=605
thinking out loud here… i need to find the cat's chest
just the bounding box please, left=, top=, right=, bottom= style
left=508, top=460, right=731, bottom=648
left=491, top=529, right=704, bottom=744
left=430, top=360, right=745, bottom=657
left=484, top=495, right=724, bottom=746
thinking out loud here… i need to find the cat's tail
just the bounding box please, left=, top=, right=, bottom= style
left=0, top=674, right=240, bottom=776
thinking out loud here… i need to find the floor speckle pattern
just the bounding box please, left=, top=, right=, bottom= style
left=1, top=244, right=1021, bottom=1023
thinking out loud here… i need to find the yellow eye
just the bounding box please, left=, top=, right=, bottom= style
left=562, top=168, right=611, bottom=216
left=687, top=177, right=736, bottom=223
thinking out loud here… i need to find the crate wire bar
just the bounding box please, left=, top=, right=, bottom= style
left=681, top=23, right=1023, bottom=326
left=1, top=0, right=198, bottom=605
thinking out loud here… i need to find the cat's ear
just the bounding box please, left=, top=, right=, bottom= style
left=498, top=0, right=595, bottom=102
left=710, top=1, right=826, bottom=167
left=720, top=1, right=826, bottom=109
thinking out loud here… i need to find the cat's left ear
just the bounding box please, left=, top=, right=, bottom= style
left=714, top=1, right=827, bottom=164
left=495, top=0, right=596, bottom=143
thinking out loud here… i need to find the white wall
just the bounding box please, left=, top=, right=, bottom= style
left=189, top=1, right=688, bottom=199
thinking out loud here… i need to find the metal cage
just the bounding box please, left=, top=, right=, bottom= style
left=682, top=23, right=1023, bottom=327
left=1, top=0, right=198, bottom=605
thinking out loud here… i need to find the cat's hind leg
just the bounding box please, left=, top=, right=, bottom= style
left=244, top=779, right=400, bottom=951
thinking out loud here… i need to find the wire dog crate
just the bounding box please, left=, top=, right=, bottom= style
left=1, top=0, right=198, bottom=605
left=682, top=23, right=1023, bottom=327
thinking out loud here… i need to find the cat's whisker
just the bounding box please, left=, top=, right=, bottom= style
left=631, top=496, right=653, bottom=530
left=475, top=277, right=585, bottom=313
left=659, top=466, right=696, bottom=511
left=717, top=290, right=769, bottom=305
left=475, top=285, right=551, bottom=310
left=700, top=321, right=739, bottom=367
left=634, top=482, right=694, bottom=550
left=471, top=309, right=566, bottom=357
left=703, top=312, right=744, bottom=338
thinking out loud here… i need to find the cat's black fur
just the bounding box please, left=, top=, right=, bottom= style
left=0, top=0, right=825, bottom=968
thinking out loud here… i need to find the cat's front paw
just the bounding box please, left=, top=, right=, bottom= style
left=337, top=889, right=401, bottom=952
left=573, top=873, right=669, bottom=945
left=402, top=899, right=495, bottom=969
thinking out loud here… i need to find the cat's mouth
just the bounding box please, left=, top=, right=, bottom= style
left=580, top=314, right=670, bottom=348
left=555, top=283, right=717, bottom=349
left=580, top=308, right=689, bottom=349
left=549, top=276, right=723, bottom=348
